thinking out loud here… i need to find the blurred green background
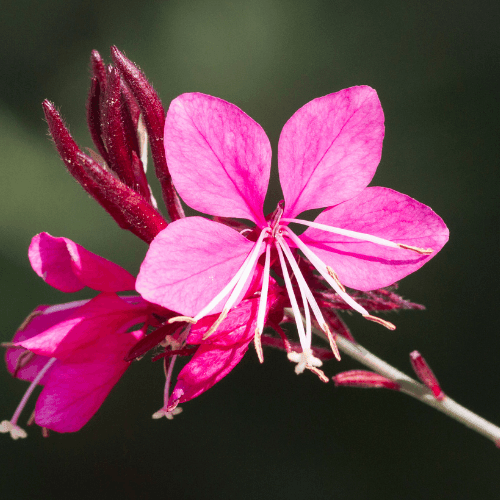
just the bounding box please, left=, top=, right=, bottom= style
left=1, top=1, right=499, bottom=499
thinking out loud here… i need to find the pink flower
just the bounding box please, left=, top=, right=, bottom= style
left=1, top=233, right=149, bottom=437
left=137, top=87, right=449, bottom=373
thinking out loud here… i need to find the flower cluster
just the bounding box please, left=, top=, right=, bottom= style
left=1, top=47, right=448, bottom=438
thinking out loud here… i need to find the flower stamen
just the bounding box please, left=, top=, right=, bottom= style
left=277, top=235, right=341, bottom=360
left=362, top=314, right=396, bottom=330
left=202, top=229, right=269, bottom=340
left=326, top=266, right=346, bottom=293
left=306, top=365, right=329, bottom=383
left=275, top=243, right=308, bottom=350
left=253, top=330, right=264, bottom=363
left=284, top=228, right=396, bottom=331
left=282, top=218, right=434, bottom=255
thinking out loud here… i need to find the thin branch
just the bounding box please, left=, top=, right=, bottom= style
left=287, top=309, right=500, bottom=446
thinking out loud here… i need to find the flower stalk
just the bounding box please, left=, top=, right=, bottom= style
left=304, top=312, right=500, bottom=446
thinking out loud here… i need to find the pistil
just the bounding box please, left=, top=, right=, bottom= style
left=0, top=357, right=57, bottom=440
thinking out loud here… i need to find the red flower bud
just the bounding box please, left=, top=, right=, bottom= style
left=333, top=370, right=401, bottom=390
left=409, top=351, right=445, bottom=400
left=111, top=46, right=184, bottom=221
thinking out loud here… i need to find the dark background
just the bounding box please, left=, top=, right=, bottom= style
left=1, top=1, right=499, bottom=499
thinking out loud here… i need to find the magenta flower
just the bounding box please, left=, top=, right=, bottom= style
left=137, top=87, right=449, bottom=372
left=1, top=233, right=149, bottom=437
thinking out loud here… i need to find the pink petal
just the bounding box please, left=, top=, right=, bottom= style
left=136, top=217, right=262, bottom=317
left=278, top=87, right=384, bottom=218
left=164, top=93, right=271, bottom=225
left=29, top=233, right=136, bottom=292
left=300, top=187, right=449, bottom=290
left=168, top=342, right=250, bottom=405
left=17, top=294, right=149, bottom=360
left=34, top=329, right=143, bottom=433
left=6, top=303, right=87, bottom=384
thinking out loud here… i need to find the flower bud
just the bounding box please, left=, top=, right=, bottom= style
left=409, top=351, right=445, bottom=400
left=333, top=370, right=401, bottom=390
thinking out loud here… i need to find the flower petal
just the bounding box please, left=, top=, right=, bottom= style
left=5, top=303, right=85, bottom=383
left=168, top=342, right=250, bottom=405
left=300, top=187, right=449, bottom=290
left=279, top=86, right=384, bottom=218
left=34, top=329, right=143, bottom=433
left=17, top=294, right=149, bottom=360
left=29, top=233, right=136, bottom=292
left=136, top=217, right=262, bottom=317
left=164, top=93, right=271, bottom=225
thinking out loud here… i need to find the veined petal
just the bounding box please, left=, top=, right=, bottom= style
left=168, top=342, right=250, bottom=405
left=17, top=293, right=149, bottom=360
left=34, top=328, right=143, bottom=433
left=136, top=217, right=262, bottom=317
left=29, top=233, right=136, bottom=293
left=300, top=187, right=449, bottom=290
left=279, top=86, right=384, bottom=219
left=164, top=93, right=271, bottom=225
left=6, top=304, right=81, bottom=384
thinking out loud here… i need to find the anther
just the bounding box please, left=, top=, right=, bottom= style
left=202, top=309, right=229, bottom=340
left=253, top=329, right=264, bottom=364
left=326, top=266, right=346, bottom=293
left=168, top=316, right=197, bottom=324
left=17, top=310, right=44, bottom=332
left=397, top=243, right=433, bottom=255
left=322, top=323, right=341, bottom=361
left=306, top=366, right=329, bottom=383
left=362, top=314, right=396, bottom=330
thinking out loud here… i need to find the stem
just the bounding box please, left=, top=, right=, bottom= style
left=287, top=309, right=500, bottom=446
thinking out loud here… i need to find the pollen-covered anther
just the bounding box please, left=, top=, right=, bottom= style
left=397, top=243, right=434, bottom=255
left=152, top=407, right=183, bottom=420
left=0, top=420, right=27, bottom=440
left=306, top=366, right=329, bottom=383
left=168, top=316, right=197, bottom=324
left=326, top=266, right=346, bottom=293
left=202, top=309, right=228, bottom=340
left=17, top=310, right=44, bottom=332
left=322, top=323, right=341, bottom=361
left=253, top=329, right=264, bottom=364
left=362, top=314, right=396, bottom=331
left=288, top=348, right=322, bottom=375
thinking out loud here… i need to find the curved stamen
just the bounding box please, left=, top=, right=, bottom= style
left=203, top=228, right=270, bottom=339
left=282, top=218, right=433, bottom=254
left=284, top=228, right=395, bottom=330
left=169, top=228, right=270, bottom=326
left=277, top=235, right=341, bottom=360
left=275, top=242, right=308, bottom=349
left=254, top=243, right=271, bottom=363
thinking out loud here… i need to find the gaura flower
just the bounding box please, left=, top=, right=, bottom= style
left=1, top=233, right=150, bottom=437
left=137, top=86, right=449, bottom=373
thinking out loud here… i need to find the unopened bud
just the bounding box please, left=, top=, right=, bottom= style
left=111, top=46, right=184, bottom=221
left=409, top=351, right=445, bottom=400
left=333, top=370, right=400, bottom=390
